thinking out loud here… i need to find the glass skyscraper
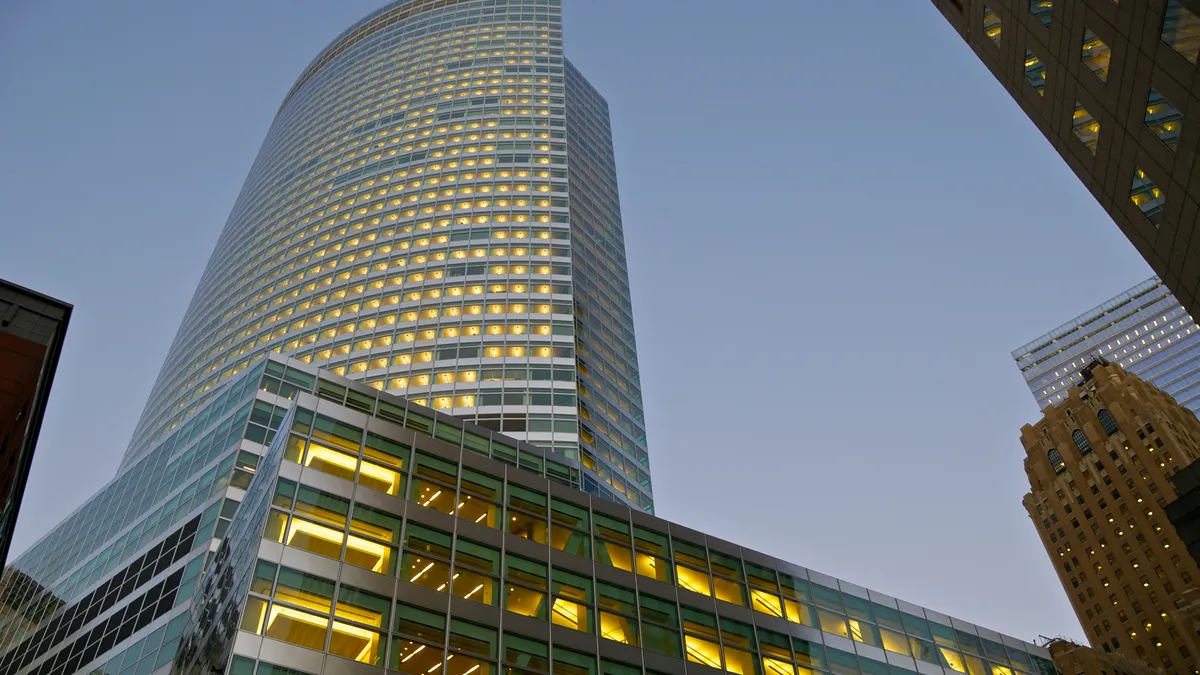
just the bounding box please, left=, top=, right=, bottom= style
left=1012, top=277, right=1200, bottom=412
left=121, top=0, right=651, bottom=511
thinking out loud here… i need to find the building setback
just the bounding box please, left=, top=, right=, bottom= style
left=1012, top=277, right=1200, bottom=412
left=118, top=0, right=653, bottom=511
left=0, top=281, right=70, bottom=567
left=930, top=0, right=1200, bottom=319
left=0, top=353, right=1060, bottom=675
left=1019, top=360, right=1200, bottom=672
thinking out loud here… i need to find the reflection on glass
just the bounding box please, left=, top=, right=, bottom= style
left=676, top=565, right=712, bottom=596
left=506, top=585, right=547, bottom=618
left=1163, top=0, right=1200, bottom=64
left=405, top=554, right=452, bottom=592
left=1081, top=29, right=1110, bottom=81
left=509, top=511, right=548, bottom=544
left=452, top=569, right=497, bottom=606
left=1029, top=0, right=1052, bottom=28
left=391, top=638, right=444, bottom=675
left=599, top=611, right=638, bottom=646
left=551, top=598, right=589, bottom=632
left=263, top=605, right=329, bottom=651
left=685, top=635, right=723, bottom=669
left=1071, top=103, right=1099, bottom=154
left=1024, top=51, right=1046, bottom=95
left=1130, top=167, right=1166, bottom=227
left=1145, top=88, right=1183, bottom=151
left=635, top=552, right=672, bottom=582
left=983, top=5, right=1001, bottom=46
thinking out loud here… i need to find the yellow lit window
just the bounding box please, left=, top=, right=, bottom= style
left=551, top=598, right=589, bottom=632
left=676, top=565, right=712, bottom=596
left=685, top=635, right=722, bottom=669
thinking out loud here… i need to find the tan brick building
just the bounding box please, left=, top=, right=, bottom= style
left=1047, top=638, right=1162, bottom=675
left=1021, top=360, right=1200, bottom=673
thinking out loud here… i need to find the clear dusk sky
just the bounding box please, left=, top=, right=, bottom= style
left=0, top=1, right=1157, bottom=645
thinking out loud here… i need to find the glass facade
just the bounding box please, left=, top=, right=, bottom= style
left=1012, top=277, right=1200, bottom=412
left=117, top=0, right=652, bottom=511
left=161, top=357, right=1054, bottom=675
left=0, top=357, right=1056, bottom=675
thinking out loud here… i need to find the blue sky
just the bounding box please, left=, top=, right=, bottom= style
left=0, top=1, right=1155, bottom=644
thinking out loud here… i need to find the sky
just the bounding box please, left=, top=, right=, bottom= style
left=0, top=0, right=1157, bottom=647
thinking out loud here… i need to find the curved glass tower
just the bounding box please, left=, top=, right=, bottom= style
left=124, top=0, right=651, bottom=509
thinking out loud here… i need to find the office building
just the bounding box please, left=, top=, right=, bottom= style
left=120, top=0, right=652, bottom=511
left=930, top=0, right=1200, bottom=318
left=1012, top=277, right=1200, bottom=412
left=1043, top=639, right=1160, bottom=675
left=0, top=353, right=1060, bottom=675
left=0, top=281, right=71, bottom=566
left=1020, top=359, right=1200, bottom=672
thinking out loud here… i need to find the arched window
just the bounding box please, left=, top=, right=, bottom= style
left=1098, top=409, right=1119, bottom=436
left=1048, top=448, right=1066, bottom=474
left=1072, top=429, right=1093, bottom=455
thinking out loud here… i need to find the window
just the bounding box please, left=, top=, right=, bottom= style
left=1145, top=88, right=1183, bottom=151
left=1030, top=0, right=1052, bottom=28
left=550, top=498, right=591, bottom=557
left=504, top=555, right=548, bottom=619
left=1073, top=430, right=1093, bottom=455
left=1049, top=449, right=1067, bottom=474
left=683, top=607, right=723, bottom=669
left=597, top=582, right=638, bottom=646
left=1098, top=410, right=1119, bottom=436
left=1072, top=103, right=1100, bottom=154
left=551, top=567, right=593, bottom=633
left=1162, top=0, right=1200, bottom=64
left=1081, top=29, right=1111, bottom=81
left=1130, top=167, right=1166, bottom=227
left=1024, top=51, right=1047, bottom=95
left=634, top=527, right=673, bottom=583
left=640, top=594, right=682, bottom=658
left=984, top=5, right=1002, bottom=46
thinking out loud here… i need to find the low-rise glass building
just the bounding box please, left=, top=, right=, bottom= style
left=0, top=357, right=1055, bottom=675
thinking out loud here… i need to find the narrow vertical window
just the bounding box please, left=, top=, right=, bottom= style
left=1081, top=29, right=1111, bottom=81
left=1098, top=410, right=1119, bottom=436
left=1145, top=88, right=1183, bottom=152
left=1130, top=167, right=1165, bottom=227
left=1162, top=0, right=1200, bottom=64
left=1030, top=1, right=1053, bottom=29
left=1072, top=103, right=1100, bottom=154
left=1048, top=449, right=1066, bottom=475
left=1072, top=430, right=1093, bottom=455
left=984, top=6, right=1002, bottom=46
left=1024, top=51, right=1047, bottom=95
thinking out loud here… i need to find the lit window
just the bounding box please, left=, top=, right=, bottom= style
left=1130, top=167, right=1165, bottom=227
left=1024, top=51, right=1047, bottom=96
left=1081, top=29, right=1111, bottom=81
left=1162, top=0, right=1200, bottom=64
left=983, top=5, right=1002, bottom=46
left=1030, top=0, right=1052, bottom=28
left=1049, top=449, right=1066, bottom=475
left=1072, top=103, right=1100, bottom=154
left=1145, top=88, right=1183, bottom=152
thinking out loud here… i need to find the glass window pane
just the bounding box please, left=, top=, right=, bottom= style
left=264, top=605, right=330, bottom=651
left=1162, top=0, right=1200, bottom=64
left=1081, top=29, right=1110, bottom=81
left=1029, top=0, right=1052, bottom=28
left=1024, top=51, right=1046, bottom=95
left=983, top=5, right=1001, bottom=46
left=1130, top=166, right=1166, bottom=226
left=1071, top=103, right=1099, bottom=154
left=1145, top=88, right=1183, bottom=151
